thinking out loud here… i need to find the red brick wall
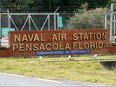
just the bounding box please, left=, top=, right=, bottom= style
left=1, top=29, right=116, bottom=57
left=0, top=48, right=11, bottom=57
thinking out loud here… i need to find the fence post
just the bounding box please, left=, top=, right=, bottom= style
left=105, top=14, right=107, bottom=29
left=28, top=15, right=31, bottom=31
left=7, top=9, right=11, bottom=31
left=110, top=3, right=114, bottom=42
left=0, top=14, right=1, bottom=37
left=48, top=15, right=50, bottom=30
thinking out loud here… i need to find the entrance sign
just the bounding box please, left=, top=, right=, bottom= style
left=8, top=29, right=109, bottom=56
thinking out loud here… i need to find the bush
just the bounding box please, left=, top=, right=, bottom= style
left=67, top=8, right=106, bottom=29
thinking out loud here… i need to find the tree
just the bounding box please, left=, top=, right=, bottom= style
left=0, top=0, right=33, bottom=12
left=80, top=0, right=109, bottom=8
left=0, top=0, right=111, bottom=12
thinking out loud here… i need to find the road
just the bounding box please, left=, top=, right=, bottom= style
left=0, top=73, right=115, bottom=87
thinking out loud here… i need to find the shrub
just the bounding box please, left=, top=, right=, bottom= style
left=67, top=8, right=106, bottom=29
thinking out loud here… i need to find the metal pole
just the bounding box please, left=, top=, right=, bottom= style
left=110, top=13, right=113, bottom=41
left=21, top=16, right=29, bottom=31
left=57, top=14, right=59, bottom=30
left=0, top=13, right=59, bottom=15
left=54, top=7, right=60, bottom=30
left=28, top=15, right=31, bottom=30
left=0, top=14, right=1, bottom=37
left=110, top=3, right=114, bottom=42
left=10, top=16, right=18, bottom=31
left=114, top=15, right=115, bottom=35
left=7, top=9, right=11, bottom=31
left=48, top=15, right=50, bottom=30
left=8, top=15, right=11, bottom=30
left=30, top=17, right=38, bottom=30
left=105, top=14, right=107, bottom=29
left=41, top=15, right=49, bottom=30
left=54, top=14, right=56, bottom=30
left=54, top=6, right=60, bottom=13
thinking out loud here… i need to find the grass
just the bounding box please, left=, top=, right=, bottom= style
left=0, top=55, right=116, bottom=85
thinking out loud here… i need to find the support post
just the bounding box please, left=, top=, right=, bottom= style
left=0, top=14, right=1, bottom=37
left=54, top=14, right=56, bottom=30
left=28, top=15, right=31, bottom=31
left=114, top=15, right=116, bottom=35
left=7, top=9, right=11, bottom=31
left=105, top=14, right=107, bottom=29
left=110, top=3, right=114, bottom=42
left=48, top=15, right=50, bottom=30
left=57, top=14, right=59, bottom=30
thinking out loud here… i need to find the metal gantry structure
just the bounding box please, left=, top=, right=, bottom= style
left=0, top=12, right=59, bottom=37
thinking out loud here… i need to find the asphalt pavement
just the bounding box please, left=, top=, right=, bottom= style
left=0, top=73, right=115, bottom=87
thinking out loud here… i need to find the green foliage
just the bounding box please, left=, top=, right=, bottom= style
left=108, top=0, right=116, bottom=3
left=67, top=8, right=106, bottom=29
left=0, top=0, right=34, bottom=12
left=0, top=0, right=111, bottom=12
left=80, top=0, right=109, bottom=8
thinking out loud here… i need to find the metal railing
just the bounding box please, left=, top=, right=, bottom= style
left=0, top=12, right=59, bottom=37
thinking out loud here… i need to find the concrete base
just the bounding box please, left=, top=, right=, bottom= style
left=100, top=61, right=116, bottom=70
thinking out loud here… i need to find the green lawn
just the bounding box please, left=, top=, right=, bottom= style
left=0, top=55, right=116, bottom=85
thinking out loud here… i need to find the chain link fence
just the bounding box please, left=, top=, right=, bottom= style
left=0, top=7, right=106, bottom=30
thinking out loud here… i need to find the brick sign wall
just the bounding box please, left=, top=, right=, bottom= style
left=8, top=29, right=109, bottom=57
